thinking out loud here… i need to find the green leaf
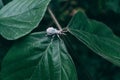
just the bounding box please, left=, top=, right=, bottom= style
left=0, top=0, right=3, bottom=8
left=0, top=0, right=50, bottom=40
left=0, top=37, right=12, bottom=69
left=1, top=32, right=77, bottom=80
left=0, top=37, right=13, bottom=80
left=67, top=11, right=120, bottom=66
left=105, top=0, right=120, bottom=13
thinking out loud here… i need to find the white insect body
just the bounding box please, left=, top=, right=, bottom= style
left=46, top=27, right=61, bottom=35
left=46, top=27, right=67, bottom=41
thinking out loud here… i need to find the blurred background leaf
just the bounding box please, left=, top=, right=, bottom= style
left=0, top=36, right=13, bottom=72
left=0, top=0, right=3, bottom=9
left=104, top=0, right=120, bottom=14
left=2, top=0, right=12, bottom=5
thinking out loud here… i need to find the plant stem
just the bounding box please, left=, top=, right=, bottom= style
left=48, top=7, right=62, bottom=30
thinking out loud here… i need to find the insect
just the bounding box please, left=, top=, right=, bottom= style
left=46, top=27, right=61, bottom=35
left=46, top=27, right=66, bottom=40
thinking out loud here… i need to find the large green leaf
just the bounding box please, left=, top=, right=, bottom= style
left=1, top=32, right=77, bottom=80
left=67, top=11, right=120, bottom=66
left=0, top=0, right=50, bottom=40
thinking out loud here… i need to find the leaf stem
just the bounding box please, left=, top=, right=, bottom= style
left=48, top=7, right=62, bottom=30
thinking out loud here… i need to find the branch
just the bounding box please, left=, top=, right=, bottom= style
left=47, top=7, right=62, bottom=30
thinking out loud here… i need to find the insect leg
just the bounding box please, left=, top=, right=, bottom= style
left=51, top=35, right=55, bottom=42
left=57, top=34, right=62, bottom=41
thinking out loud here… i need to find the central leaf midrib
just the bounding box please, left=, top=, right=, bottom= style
left=70, top=30, right=120, bottom=52
left=69, top=28, right=113, bottom=38
left=2, top=38, right=53, bottom=80
left=28, top=39, right=53, bottom=80
left=58, top=40, right=62, bottom=80
left=69, top=28, right=120, bottom=66
left=69, top=28, right=120, bottom=46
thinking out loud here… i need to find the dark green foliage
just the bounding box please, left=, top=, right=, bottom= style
left=0, top=0, right=3, bottom=9
left=68, top=11, right=120, bottom=66
left=0, top=0, right=120, bottom=80
left=2, top=0, right=12, bottom=5
left=1, top=32, right=77, bottom=80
